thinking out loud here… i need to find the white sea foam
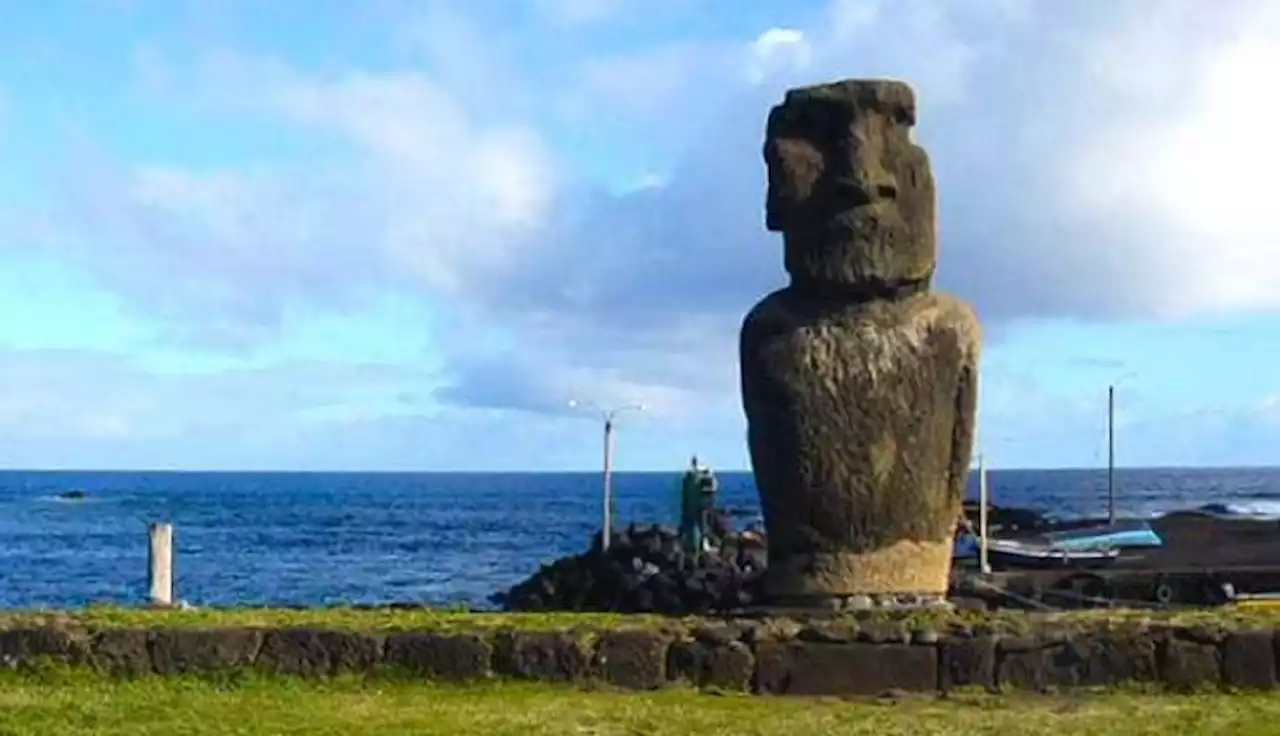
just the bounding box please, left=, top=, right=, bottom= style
left=1198, top=501, right=1280, bottom=519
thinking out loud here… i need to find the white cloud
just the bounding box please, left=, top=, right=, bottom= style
left=816, top=0, right=980, bottom=105
left=27, top=55, right=562, bottom=348
left=0, top=349, right=470, bottom=468
left=0, top=347, right=721, bottom=470
left=1058, top=0, right=1280, bottom=319
left=9, top=0, right=1280, bottom=432
left=253, top=65, right=560, bottom=289
left=746, top=28, right=812, bottom=84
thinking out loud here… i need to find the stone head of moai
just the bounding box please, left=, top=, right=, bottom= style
left=763, top=79, right=936, bottom=294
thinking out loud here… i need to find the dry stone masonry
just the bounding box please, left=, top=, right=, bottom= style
left=740, top=79, right=982, bottom=606
left=2, top=618, right=1278, bottom=696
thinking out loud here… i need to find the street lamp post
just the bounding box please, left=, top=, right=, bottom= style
left=1107, top=384, right=1115, bottom=525
left=1107, top=372, right=1138, bottom=525
left=569, top=399, right=645, bottom=552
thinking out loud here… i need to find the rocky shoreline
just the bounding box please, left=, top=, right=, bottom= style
left=488, top=508, right=1056, bottom=614
left=491, top=520, right=971, bottom=614
left=492, top=503, right=1280, bottom=614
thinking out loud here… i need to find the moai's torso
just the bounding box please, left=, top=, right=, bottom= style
left=741, top=288, right=979, bottom=596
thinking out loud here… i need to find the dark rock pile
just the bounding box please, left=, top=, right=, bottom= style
left=491, top=522, right=767, bottom=614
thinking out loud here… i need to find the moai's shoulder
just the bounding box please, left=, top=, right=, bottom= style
left=903, top=292, right=979, bottom=328
left=899, top=293, right=982, bottom=362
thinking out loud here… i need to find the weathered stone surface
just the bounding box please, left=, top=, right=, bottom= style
left=0, top=627, right=90, bottom=667
left=1221, top=630, right=1276, bottom=689
left=798, top=619, right=860, bottom=643
left=257, top=629, right=383, bottom=677
left=856, top=620, right=909, bottom=644
left=1159, top=637, right=1222, bottom=691
left=1068, top=631, right=1160, bottom=687
left=764, top=79, right=935, bottom=289
left=668, top=640, right=754, bottom=691
left=741, top=289, right=980, bottom=597
left=995, top=637, right=1046, bottom=691
left=706, top=641, right=754, bottom=691
left=0, top=620, right=1265, bottom=698
left=755, top=641, right=936, bottom=696
left=742, top=618, right=803, bottom=643
left=997, top=633, right=1157, bottom=691
left=492, top=631, right=594, bottom=682
left=939, top=636, right=995, bottom=690
left=691, top=623, right=749, bottom=646
left=384, top=634, right=491, bottom=681
left=912, top=628, right=940, bottom=645
left=150, top=629, right=262, bottom=675
left=744, top=78, right=981, bottom=602
left=92, top=629, right=152, bottom=676
left=596, top=630, right=669, bottom=690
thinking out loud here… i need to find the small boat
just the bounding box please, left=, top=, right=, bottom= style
left=985, top=538, right=1121, bottom=569
left=1040, top=519, right=1163, bottom=551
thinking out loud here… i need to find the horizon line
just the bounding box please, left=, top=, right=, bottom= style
left=0, top=464, right=1277, bottom=474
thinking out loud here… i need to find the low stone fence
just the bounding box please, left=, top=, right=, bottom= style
left=1, top=618, right=1276, bottom=695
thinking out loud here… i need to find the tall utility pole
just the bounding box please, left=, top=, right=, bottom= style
left=569, top=400, right=645, bottom=551
left=1107, top=384, right=1116, bottom=525
left=978, top=453, right=990, bottom=575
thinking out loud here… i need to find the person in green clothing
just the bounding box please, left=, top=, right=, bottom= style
left=679, top=456, right=704, bottom=555
left=697, top=461, right=719, bottom=545
left=679, top=455, right=719, bottom=555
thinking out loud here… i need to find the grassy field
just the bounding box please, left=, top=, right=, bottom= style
left=5, top=605, right=1280, bottom=734
left=4, top=603, right=1280, bottom=635
left=0, top=671, right=1278, bottom=736
left=0, top=605, right=663, bottom=634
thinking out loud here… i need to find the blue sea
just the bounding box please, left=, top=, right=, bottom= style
left=2, top=467, right=1279, bottom=610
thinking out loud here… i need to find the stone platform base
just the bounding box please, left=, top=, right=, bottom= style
left=750, top=592, right=954, bottom=614
left=763, top=542, right=954, bottom=600
left=2, top=617, right=1277, bottom=696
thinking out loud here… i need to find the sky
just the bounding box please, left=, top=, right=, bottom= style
left=0, top=0, right=1277, bottom=472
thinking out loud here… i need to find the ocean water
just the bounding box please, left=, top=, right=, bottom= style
left=1, top=467, right=1278, bottom=610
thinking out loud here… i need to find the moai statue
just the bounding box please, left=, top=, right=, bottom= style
left=739, top=79, right=981, bottom=607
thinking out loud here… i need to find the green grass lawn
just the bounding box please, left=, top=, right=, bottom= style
left=0, top=672, right=1278, bottom=736
left=5, top=603, right=1280, bottom=636
left=0, top=605, right=663, bottom=634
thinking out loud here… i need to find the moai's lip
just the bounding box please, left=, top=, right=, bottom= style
left=779, top=181, right=889, bottom=226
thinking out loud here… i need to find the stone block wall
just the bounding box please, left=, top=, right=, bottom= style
left=2, top=620, right=1276, bottom=695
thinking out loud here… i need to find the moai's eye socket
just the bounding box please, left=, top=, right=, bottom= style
left=774, top=139, right=823, bottom=182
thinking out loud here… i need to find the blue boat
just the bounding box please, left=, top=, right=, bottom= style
left=985, top=539, right=1122, bottom=569
left=954, top=519, right=1163, bottom=570
left=1039, top=519, right=1163, bottom=551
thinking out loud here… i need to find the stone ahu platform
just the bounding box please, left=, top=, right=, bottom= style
left=5, top=611, right=1280, bottom=696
